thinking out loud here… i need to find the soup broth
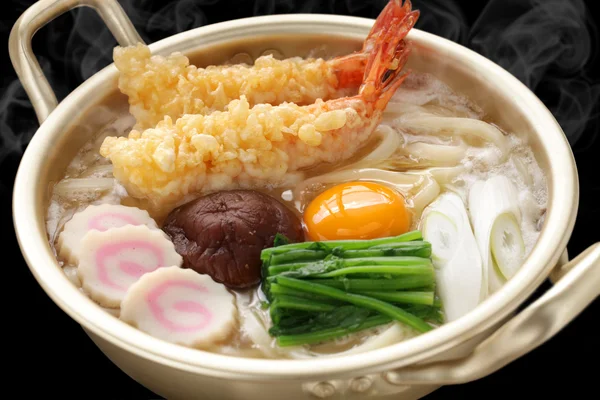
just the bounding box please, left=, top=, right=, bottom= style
left=45, top=33, right=547, bottom=359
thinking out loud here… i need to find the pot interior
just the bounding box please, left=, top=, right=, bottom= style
left=19, top=23, right=575, bottom=373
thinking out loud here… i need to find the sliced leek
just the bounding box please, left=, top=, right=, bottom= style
left=422, top=211, right=457, bottom=263
left=491, top=212, right=525, bottom=280
left=468, top=175, right=525, bottom=296
left=420, top=192, right=483, bottom=322
left=468, top=180, right=489, bottom=299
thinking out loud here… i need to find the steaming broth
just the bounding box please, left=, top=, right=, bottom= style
left=45, top=36, right=547, bottom=359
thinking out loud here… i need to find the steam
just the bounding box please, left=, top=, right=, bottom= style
left=147, top=0, right=212, bottom=37
left=468, top=0, right=600, bottom=147
left=0, top=0, right=598, bottom=194
left=253, top=0, right=296, bottom=15
left=0, top=80, right=38, bottom=168
left=413, top=0, right=468, bottom=43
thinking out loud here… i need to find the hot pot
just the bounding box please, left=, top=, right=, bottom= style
left=10, top=0, right=600, bottom=399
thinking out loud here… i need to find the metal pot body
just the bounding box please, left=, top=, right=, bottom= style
left=86, top=328, right=444, bottom=399
left=10, top=1, right=599, bottom=399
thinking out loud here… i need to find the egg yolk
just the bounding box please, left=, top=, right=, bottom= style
left=303, top=181, right=411, bottom=241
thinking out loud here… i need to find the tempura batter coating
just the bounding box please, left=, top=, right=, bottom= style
left=101, top=96, right=368, bottom=207
left=114, top=44, right=356, bottom=130
left=101, top=2, right=419, bottom=211
left=113, top=0, right=418, bottom=130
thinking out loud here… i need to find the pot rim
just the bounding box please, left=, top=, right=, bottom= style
left=13, top=14, right=578, bottom=380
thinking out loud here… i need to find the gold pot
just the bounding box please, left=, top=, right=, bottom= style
left=10, top=1, right=600, bottom=399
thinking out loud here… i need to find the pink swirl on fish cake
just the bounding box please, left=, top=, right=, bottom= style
left=87, top=212, right=140, bottom=231
left=119, top=267, right=236, bottom=347
left=146, top=280, right=212, bottom=332
left=95, top=240, right=164, bottom=292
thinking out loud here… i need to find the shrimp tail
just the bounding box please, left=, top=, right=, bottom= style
left=332, top=0, right=415, bottom=89
left=360, top=1, right=419, bottom=110
left=363, top=0, right=414, bottom=53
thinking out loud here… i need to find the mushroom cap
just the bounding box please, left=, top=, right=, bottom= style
left=163, top=190, right=304, bottom=288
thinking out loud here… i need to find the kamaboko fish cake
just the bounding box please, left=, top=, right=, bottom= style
left=100, top=5, right=419, bottom=210
left=113, top=0, right=414, bottom=130
left=120, top=266, right=237, bottom=349
left=77, top=225, right=182, bottom=308
left=57, top=204, right=159, bottom=265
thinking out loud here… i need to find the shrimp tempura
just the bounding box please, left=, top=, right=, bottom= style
left=100, top=1, right=419, bottom=211
left=114, top=0, right=414, bottom=130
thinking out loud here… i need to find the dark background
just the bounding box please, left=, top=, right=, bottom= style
left=2, top=0, right=598, bottom=398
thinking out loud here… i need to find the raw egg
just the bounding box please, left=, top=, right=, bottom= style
left=303, top=181, right=411, bottom=241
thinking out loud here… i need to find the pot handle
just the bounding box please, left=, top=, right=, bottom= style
left=385, top=242, right=600, bottom=385
left=9, top=0, right=144, bottom=124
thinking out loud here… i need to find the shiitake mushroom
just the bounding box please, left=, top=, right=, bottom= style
left=162, top=190, right=304, bottom=288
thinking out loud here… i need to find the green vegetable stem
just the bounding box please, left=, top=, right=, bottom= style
left=260, top=231, right=443, bottom=347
